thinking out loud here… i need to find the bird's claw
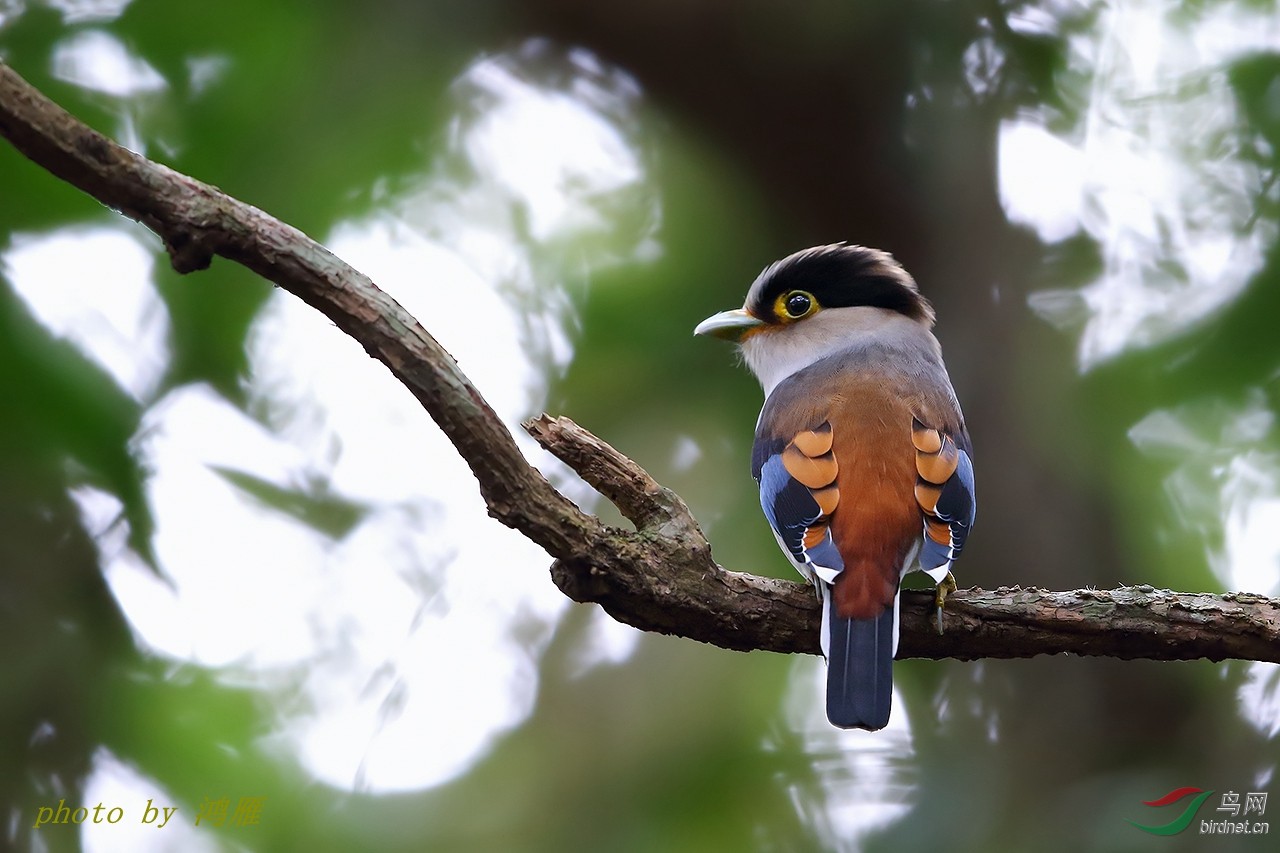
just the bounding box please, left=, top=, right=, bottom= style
left=934, top=572, right=957, bottom=635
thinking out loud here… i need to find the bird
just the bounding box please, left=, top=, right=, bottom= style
left=694, top=243, right=975, bottom=730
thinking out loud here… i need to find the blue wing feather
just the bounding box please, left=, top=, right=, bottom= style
left=757, top=455, right=823, bottom=562
left=920, top=445, right=976, bottom=573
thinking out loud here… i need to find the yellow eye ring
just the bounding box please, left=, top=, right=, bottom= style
left=776, top=290, right=817, bottom=320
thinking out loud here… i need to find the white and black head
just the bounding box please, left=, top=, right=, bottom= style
left=695, top=243, right=937, bottom=393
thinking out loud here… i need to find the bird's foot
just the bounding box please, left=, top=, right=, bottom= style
left=934, top=572, right=957, bottom=635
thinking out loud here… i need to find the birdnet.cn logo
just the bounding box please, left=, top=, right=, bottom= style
left=1127, top=787, right=1270, bottom=836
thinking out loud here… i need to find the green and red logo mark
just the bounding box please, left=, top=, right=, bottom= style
left=1127, top=787, right=1216, bottom=835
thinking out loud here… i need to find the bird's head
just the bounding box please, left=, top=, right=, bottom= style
left=695, top=243, right=936, bottom=394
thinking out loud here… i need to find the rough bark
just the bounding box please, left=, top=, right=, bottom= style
left=3, top=60, right=1277, bottom=664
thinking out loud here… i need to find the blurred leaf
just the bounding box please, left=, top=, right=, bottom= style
left=209, top=465, right=370, bottom=540
left=0, top=276, right=155, bottom=567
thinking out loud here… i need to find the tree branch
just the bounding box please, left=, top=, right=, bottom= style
left=3, top=60, right=1277, bottom=664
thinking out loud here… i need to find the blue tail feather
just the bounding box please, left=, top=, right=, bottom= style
left=825, top=604, right=895, bottom=730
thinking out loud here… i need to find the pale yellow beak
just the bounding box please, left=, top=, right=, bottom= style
left=693, top=308, right=765, bottom=341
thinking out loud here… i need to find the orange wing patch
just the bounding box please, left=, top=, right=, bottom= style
left=784, top=422, right=840, bottom=548
left=811, top=485, right=840, bottom=516
left=782, top=445, right=839, bottom=490
left=803, top=526, right=829, bottom=549
left=914, top=480, right=943, bottom=514
left=913, top=416, right=958, bottom=517
left=911, top=418, right=942, bottom=454
left=925, top=517, right=951, bottom=545
left=792, top=423, right=834, bottom=457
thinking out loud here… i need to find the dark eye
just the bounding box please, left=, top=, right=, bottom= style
left=784, top=291, right=813, bottom=318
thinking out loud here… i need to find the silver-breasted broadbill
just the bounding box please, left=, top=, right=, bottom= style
left=696, top=243, right=975, bottom=730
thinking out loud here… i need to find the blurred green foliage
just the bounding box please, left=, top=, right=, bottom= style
left=2, top=1, right=1279, bottom=852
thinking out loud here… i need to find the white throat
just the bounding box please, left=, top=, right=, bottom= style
left=738, top=307, right=928, bottom=396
